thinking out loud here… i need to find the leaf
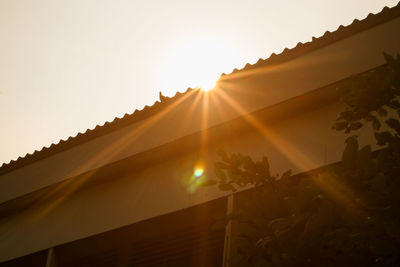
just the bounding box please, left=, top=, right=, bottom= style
left=304, top=209, right=328, bottom=236
left=218, top=183, right=236, bottom=192
left=280, top=170, right=292, bottom=180
left=370, top=173, right=386, bottom=193
left=332, top=121, right=347, bottom=131
left=255, top=236, right=273, bottom=248
left=365, top=113, right=375, bottom=122
left=339, top=110, right=355, bottom=120
left=349, top=122, right=363, bottom=130
left=342, top=136, right=359, bottom=170
left=386, top=100, right=400, bottom=110
left=326, top=227, right=350, bottom=244
left=386, top=118, right=400, bottom=134
left=374, top=131, right=393, bottom=146
left=383, top=52, right=396, bottom=68
left=215, top=169, right=227, bottom=182
left=376, top=148, right=389, bottom=166
left=243, top=156, right=256, bottom=172
left=269, top=218, right=292, bottom=237
left=368, top=238, right=395, bottom=256
left=200, top=179, right=217, bottom=186
left=377, top=107, right=388, bottom=117
left=357, top=145, right=372, bottom=174
left=216, top=148, right=229, bottom=162
left=214, top=162, right=230, bottom=170
left=255, top=161, right=268, bottom=178
left=372, top=116, right=381, bottom=130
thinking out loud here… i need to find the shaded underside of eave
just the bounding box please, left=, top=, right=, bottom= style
left=1, top=2, right=399, bottom=175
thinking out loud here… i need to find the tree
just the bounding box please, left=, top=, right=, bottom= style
left=207, top=53, right=400, bottom=266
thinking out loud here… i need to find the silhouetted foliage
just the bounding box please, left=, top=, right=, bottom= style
left=206, top=54, right=400, bottom=266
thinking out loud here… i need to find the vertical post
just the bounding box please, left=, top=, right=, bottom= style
left=45, top=247, right=56, bottom=267
left=222, top=194, right=234, bottom=267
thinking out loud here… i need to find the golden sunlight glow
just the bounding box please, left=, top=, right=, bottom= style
left=158, top=31, right=242, bottom=94
left=215, top=88, right=318, bottom=172
left=201, top=84, right=216, bottom=92
left=214, top=84, right=363, bottom=215
left=32, top=90, right=197, bottom=221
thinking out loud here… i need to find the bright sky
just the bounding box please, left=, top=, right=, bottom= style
left=0, top=0, right=398, bottom=165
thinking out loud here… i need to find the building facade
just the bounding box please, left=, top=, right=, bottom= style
left=1, top=4, right=400, bottom=266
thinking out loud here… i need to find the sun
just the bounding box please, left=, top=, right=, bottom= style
left=200, top=80, right=218, bottom=92
left=158, top=31, right=241, bottom=94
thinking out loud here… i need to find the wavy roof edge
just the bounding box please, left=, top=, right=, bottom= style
left=221, top=2, right=400, bottom=77
left=1, top=2, right=400, bottom=174
left=0, top=87, right=198, bottom=174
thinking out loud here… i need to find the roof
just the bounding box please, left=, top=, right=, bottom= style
left=1, top=2, right=400, bottom=175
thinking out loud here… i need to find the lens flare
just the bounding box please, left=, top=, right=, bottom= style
left=183, top=161, right=207, bottom=193
left=194, top=168, right=204, bottom=178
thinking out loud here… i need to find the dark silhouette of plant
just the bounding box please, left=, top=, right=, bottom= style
left=206, top=54, right=400, bottom=266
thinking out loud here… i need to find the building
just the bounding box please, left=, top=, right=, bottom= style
left=1, top=3, right=400, bottom=266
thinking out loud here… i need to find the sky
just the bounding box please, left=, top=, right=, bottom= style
left=0, top=0, right=398, bottom=165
